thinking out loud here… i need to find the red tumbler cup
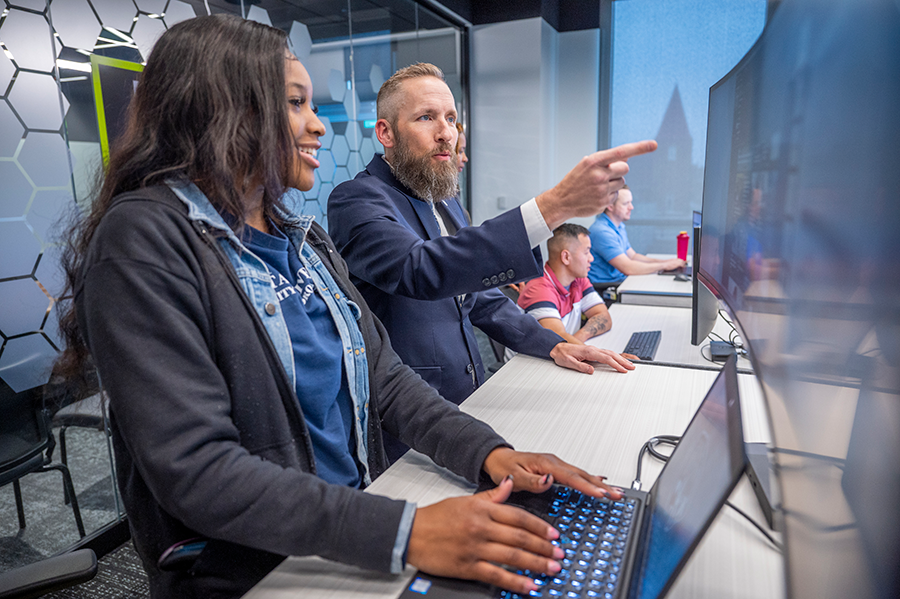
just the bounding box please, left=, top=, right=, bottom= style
left=677, top=231, right=689, bottom=261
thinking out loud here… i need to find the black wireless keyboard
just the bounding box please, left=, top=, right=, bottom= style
left=623, top=330, right=661, bottom=361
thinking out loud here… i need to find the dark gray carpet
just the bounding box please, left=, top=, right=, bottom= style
left=0, top=422, right=151, bottom=597
left=44, top=541, right=149, bottom=599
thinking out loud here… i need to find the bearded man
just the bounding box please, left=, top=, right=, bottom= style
left=327, top=63, right=655, bottom=460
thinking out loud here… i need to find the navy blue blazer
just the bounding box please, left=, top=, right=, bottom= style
left=327, top=155, right=563, bottom=407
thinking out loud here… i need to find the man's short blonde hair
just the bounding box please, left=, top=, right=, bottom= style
left=377, top=62, right=446, bottom=126
left=605, top=183, right=630, bottom=214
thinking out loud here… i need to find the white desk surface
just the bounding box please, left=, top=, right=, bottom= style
left=244, top=356, right=781, bottom=599
left=615, top=255, right=693, bottom=308
left=616, top=275, right=693, bottom=308
left=594, top=303, right=754, bottom=372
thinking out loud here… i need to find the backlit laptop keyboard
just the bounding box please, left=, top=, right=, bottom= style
left=499, top=487, right=638, bottom=599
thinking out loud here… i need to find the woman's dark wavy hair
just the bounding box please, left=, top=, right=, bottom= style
left=55, top=14, right=292, bottom=391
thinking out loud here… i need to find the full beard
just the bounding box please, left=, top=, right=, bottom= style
left=390, top=136, right=460, bottom=202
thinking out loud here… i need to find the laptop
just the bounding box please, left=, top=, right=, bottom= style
left=658, top=265, right=692, bottom=278
left=400, top=354, right=744, bottom=599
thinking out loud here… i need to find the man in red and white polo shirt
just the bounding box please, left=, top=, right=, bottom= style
left=517, top=224, right=615, bottom=344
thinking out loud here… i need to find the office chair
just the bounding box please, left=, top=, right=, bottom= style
left=0, top=549, right=97, bottom=599
left=0, top=380, right=86, bottom=538
left=43, top=368, right=109, bottom=506
left=51, top=391, right=106, bottom=476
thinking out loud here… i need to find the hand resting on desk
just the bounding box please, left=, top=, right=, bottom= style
left=407, top=448, right=621, bottom=595
left=550, top=342, right=636, bottom=374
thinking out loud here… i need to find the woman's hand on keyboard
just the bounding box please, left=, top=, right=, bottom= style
left=407, top=475, right=562, bottom=594
left=482, top=447, right=623, bottom=501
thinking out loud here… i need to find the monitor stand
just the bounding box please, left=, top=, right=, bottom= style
left=745, top=442, right=778, bottom=530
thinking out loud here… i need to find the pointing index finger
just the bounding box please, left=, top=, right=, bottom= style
left=593, top=140, right=658, bottom=165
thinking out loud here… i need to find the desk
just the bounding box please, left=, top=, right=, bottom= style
left=613, top=254, right=693, bottom=308
left=616, top=274, right=693, bottom=308
left=244, top=356, right=781, bottom=599
left=594, top=303, right=754, bottom=372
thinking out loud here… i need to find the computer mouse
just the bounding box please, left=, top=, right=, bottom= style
left=674, top=273, right=690, bottom=282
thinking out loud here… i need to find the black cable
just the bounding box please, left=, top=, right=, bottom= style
left=708, top=312, right=744, bottom=352
left=728, top=327, right=742, bottom=348
left=706, top=318, right=750, bottom=360
left=633, top=435, right=782, bottom=551
left=718, top=308, right=735, bottom=329
left=633, top=443, right=651, bottom=490
left=647, top=436, right=679, bottom=461
left=716, top=309, right=742, bottom=345
left=725, top=500, right=783, bottom=551
left=632, top=435, right=680, bottom=490
left=708, top=331, right=728, bottom=343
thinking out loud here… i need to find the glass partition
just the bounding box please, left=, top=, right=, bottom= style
left=192, top=0, right=466, bottom=224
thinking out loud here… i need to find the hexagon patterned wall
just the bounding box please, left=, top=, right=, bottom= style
left=0, top=0, right=199, bottom=392
left=0, top=0, right=385, bottom=392
left=1, top=2, right=67, bottom=392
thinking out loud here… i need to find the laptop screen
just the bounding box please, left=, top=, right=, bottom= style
left=634, top=356, right=744, bottom=599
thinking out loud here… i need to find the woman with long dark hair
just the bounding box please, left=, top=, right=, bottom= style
left=57, top=14, right=619, bottom=598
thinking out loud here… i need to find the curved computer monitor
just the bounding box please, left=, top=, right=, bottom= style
left=690, top=225, right=717, bottom=346
left=694, top=0, right=900, bottom=597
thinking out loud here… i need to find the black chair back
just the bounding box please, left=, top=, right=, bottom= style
left=0, top=382, right=50, bottom=486
left=0, top=378, right=85, bottom=537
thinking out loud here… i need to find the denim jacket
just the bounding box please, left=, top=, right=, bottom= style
left=169, top=181, right=374, bottom=485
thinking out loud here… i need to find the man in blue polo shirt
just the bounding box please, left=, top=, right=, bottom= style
left=588, top=185, right=685, bottom=290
